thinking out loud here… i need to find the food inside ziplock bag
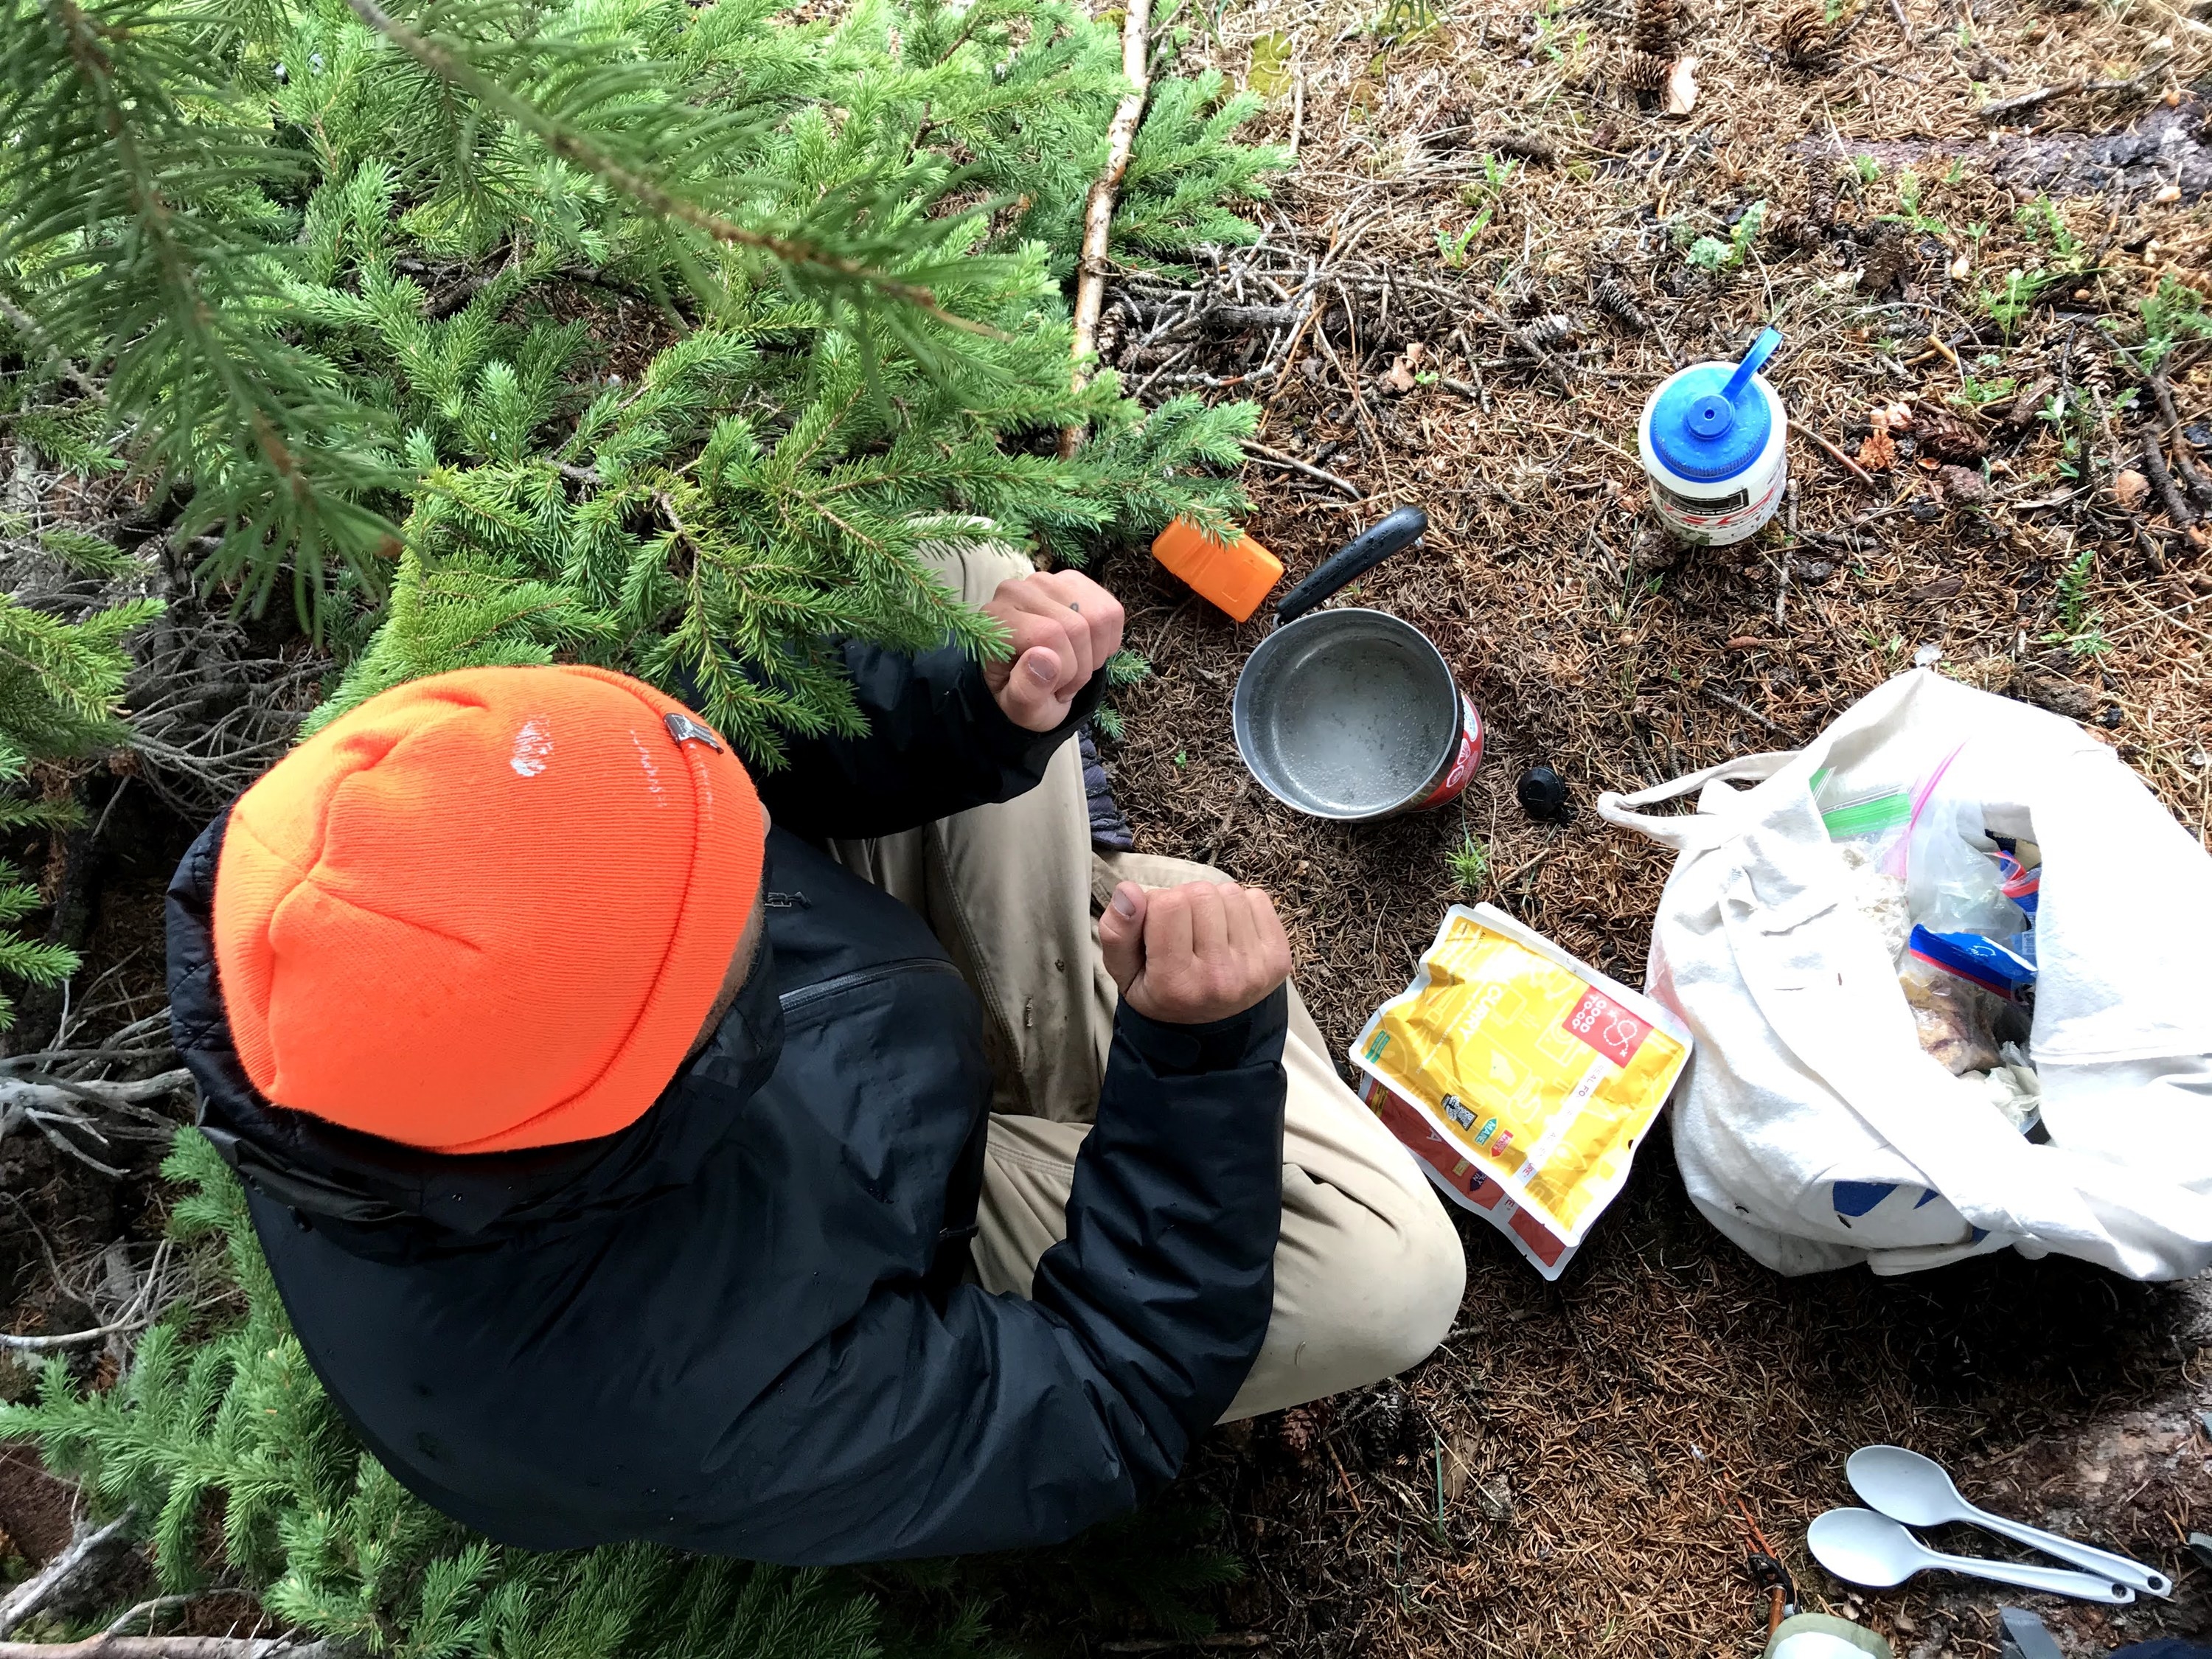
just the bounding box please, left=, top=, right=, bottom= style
left=1906, top=794, right=2025, bottom=940
left=1351, top=904, right=1693, bottom=1249
left=1357, top=1074, right=1579, bottom=1280
left=1899, top=925, right=2033, bottom=1074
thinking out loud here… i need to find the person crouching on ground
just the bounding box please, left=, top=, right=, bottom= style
left=164, top=542, right=1467, bottom=1565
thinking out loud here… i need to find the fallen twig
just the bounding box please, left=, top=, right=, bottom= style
left=1242, top=440, right=1363, bottom=499
left=1701, top=684, right=1793, bottom=738
left=0, top=1641, right=337, bottom=1659
left=101, top=1601, right=197, bottom=1640
left=0, top=1514, right=136, bottom=1639
left=2146, top=375, right=2212, bottom=509
left=1801, top=427, right=1877, bottom=486
left=1059, top=0, right=1152, bottom=456
left=1, top=1239, right=174, bottom=1353
left=2141, top=430, right=2197, bottom=528
left=1976, top=64, right=2165, bottom=122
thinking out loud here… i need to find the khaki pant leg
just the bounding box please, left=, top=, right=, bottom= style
left=825, top=543, right=1111, bottom=1123
left=975, top=856, right=1467, bottom=1421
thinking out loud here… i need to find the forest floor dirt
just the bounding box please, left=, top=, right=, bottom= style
left=1079, top=0, right=2212, bottom=1649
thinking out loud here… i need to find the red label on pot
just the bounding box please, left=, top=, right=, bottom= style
left=1412, top=696, right=1485, bottom=812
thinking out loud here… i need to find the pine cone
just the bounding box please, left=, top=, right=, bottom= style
left=1278, top=1400, right=1330, bottom=1460
left=1624, top=49, right=1672, bottom=91
left=1493, top=131, right=1558, bottom=165
left=1517, top=313, right=1577, bottom=352
left=1594, top=275, right=1651, bottom=330
left=1632, top=0, right=1680, bottom=57
left=2079, top=352, right=2115, bottom=406
left=1800, top=155, right=1840, bottom=231
left=1857, top=226, right=1910, bottom=297
left=1919, top=409, right=1986, bottom=462
left=1776, top=3, right=1829, bottom=66
left=1766, top=211, right=1812, bottom=248
left=1359, top=1382, right=1411, bottom=1467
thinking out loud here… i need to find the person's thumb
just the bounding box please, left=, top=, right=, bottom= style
left=998, top=644, right=1064, bottom=728
left=1097, top=882, right=1148, bottom=994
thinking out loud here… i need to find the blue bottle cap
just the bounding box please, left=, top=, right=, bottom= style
left=1649, top=327, right=1782, bottom=482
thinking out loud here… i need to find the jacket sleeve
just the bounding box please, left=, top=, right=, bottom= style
left=715, top=991, right=1290, bottom=1565
left=754, top=640, right=1105, bottom=841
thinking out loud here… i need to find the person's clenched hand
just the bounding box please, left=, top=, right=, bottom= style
left=980, top=570, right=1125, bottom=731
left=1098, top=879, right=1293, bottom=1026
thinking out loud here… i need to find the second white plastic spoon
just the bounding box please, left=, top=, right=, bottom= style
left=1808, top=1509, right=2135, bottom=1604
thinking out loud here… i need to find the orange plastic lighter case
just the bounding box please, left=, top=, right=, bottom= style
left=1150, top=518, right=1284, bottom=623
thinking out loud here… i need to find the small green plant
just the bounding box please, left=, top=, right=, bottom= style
left=2017, top=195, right=2082, bottom=261
left=1458, top=153, right=1522, bottom=226
left=1686, top=201, right=1767, bottom=273
left=1885, top=171, right=1948, bottom=237
left=1978, top=268, right=2057, bottom=338
left=1852, top=155, right=1882, bottom=187
left=2046, top=544, right=2112, bottom=656
left=1091, top=649, right=1154, bottom=741
left=1955, top=374, right=2018, bottom=407
left=2140, top=276, right=2212, bottom=369
left=1436, top=213, right=1491, bottom=267
left=1369, top=0, right=1441, bottom=42
left=1445, top=831, right=1489, bottom=894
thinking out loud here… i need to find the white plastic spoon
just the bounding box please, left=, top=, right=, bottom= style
left=1848, top=1445, right=2171, bottom=1599
left=1808, top=1509, right=2135, bottom=1604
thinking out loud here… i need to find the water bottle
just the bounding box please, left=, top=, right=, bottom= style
left=1638, top=327, right=1789, bottom=547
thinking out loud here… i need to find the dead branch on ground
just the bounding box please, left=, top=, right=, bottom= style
left=1060, top=0, right=1152, bottom=456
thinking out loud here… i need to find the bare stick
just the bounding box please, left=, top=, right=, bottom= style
left=1976, top=64, right=2166, bottom=122
left=2142, top=431, right=2197, bottom=527
left=1242, top=439, right=1363, bottom=499
left=1803, top=426, right=1877, bottom=486
left=0, top=1641, right=336, bottom=1659
left=101, top=1601, right=196, bottom=1639
left=0, top=1514, right=135, bottom=1638
left=1701, top=684, right=1792, bottom=737
left=2146, top=375, right=2212, bottom=507
left=1058, top=0, right=1153, bottom=458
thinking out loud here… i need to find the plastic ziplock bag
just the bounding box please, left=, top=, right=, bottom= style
left=1355, top=1072, right=1579, bottom=1280
left=1351, top=903, right=1694, bottom=1248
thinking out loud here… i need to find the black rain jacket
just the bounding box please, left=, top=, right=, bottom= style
left=164, top=641, right=1289, bottom=1565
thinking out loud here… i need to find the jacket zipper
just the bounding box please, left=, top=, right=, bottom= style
left=778, top=956, right=963, bottom=1018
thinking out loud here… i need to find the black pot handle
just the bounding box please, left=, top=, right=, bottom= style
left=1274, top=506, right=1428, bottom=624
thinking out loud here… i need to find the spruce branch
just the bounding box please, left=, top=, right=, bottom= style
left=340, top=0, right=992, bottom=335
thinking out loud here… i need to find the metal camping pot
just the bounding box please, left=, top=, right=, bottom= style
left=1231, top=507, right=1484, bottom=821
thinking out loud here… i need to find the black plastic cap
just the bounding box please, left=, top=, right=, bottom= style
left=1517, top=765, right=1572, bottom=822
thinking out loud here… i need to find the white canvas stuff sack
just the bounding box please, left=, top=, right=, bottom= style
left=1595, top=668, right=2212, bottom=1279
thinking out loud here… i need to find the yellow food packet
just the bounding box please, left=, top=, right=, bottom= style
left=1351, top=903, right=1692, bottom=1248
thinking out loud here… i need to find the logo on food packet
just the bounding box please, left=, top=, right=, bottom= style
left=1562, top=986, right=1649, bottom=1068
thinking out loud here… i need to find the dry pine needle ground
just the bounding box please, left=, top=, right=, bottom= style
left=1076, top=0, right=2212, bottom=1650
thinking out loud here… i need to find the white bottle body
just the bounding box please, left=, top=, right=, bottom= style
left=1637, top=370, right=1789, bottom=546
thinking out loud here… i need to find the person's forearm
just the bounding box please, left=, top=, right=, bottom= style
left=1026, top=990, right=1290, bottom=1468
left=757, top=640, right=1105, bottom=839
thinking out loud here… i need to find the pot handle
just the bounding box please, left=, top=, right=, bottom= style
left=1274, top=506, right=1427, bottom=624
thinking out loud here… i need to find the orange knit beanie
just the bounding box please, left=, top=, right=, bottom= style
left=212, top=666, right=765, bottom=1154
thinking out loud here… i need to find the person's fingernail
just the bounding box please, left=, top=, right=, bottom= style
left=1110, top=886, right=1138, bottom=917
left=1027, top=653, right=1057, bottom=683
